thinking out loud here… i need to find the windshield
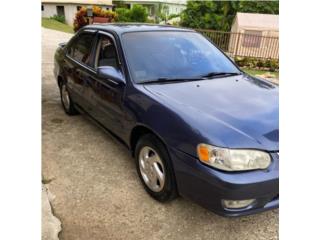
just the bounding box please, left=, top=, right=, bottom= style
left=122, top=31, right=240, bottom=83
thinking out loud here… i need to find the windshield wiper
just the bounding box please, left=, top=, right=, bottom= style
left=140, top=72, right=241, bottom=84
left=201, top=72, right=241, bottom=78
left=140, top=77, right=205, bottom=84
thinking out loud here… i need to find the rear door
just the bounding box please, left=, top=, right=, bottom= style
left=64, top=30, right=97, bottom=110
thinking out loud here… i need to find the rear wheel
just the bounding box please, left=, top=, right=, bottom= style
left=59, top=82, right=78, bottom=115
left=135, top=134, right=178, bottom=202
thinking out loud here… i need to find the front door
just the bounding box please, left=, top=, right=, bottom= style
left=87, top=32, right=126, bottom=136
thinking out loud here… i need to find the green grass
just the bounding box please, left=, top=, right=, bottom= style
left=42, top=18, right=74, bottom=33
left=241, top=67, right=279, bottom=79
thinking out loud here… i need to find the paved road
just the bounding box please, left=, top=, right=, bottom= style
left=42, top=27, right=279, bottom=240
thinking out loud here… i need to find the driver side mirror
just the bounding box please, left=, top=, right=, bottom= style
left=97, top=66, right=125, bottom=85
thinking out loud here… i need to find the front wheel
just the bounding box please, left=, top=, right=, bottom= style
left=59, top=82, right=78, bottom=115
left=135, top=134, right=178, bottom=202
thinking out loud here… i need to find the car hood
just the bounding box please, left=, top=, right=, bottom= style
left=143, top=74, right=279, bottom=151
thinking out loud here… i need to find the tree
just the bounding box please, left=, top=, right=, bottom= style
left=180, top=0, right=279, bottom=31
left=238, top=1, right=279, bottom=14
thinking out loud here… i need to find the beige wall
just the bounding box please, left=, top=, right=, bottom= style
left=228, top=22, right=279, bottom=59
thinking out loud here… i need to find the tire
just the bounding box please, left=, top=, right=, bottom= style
left=59, top=81, right=78, bottom=115
left=135, top=133, right=178, bottom=202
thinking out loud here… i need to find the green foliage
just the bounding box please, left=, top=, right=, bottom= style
left=115, top=8, right=131, bottom=22
left=50, top=14, right=65, bottom=23
left=238, top=1, right=279, bottom=14
left=130, top=4, right=148, bottom=22
left=115, top=4, right=148, bottom=22
left=241, top=67, right=279, bottom=79
left=168, top=13, right=180, bottom=20
left=181, top=0, right=279, bottom=31
left=235, top=57, right=279, bottom=72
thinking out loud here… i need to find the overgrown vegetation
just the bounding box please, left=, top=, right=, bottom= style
left=168, top=13, right=180, bottom=20
left=50, top=14, right=65, bottom=23
left=115, top=5, right=148, bottom=23
left=235, top=57, right=279, bottom=72
left=42, top=18, right=74, bottom=33
left=181, top=1, right=279, bottom=31
left=241, top=68, right=279, bottom=79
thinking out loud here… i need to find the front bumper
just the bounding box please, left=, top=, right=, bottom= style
left=169, top=147, right=279, bottom=217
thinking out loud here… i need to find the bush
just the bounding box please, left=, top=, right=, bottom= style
left=73, top=6, right=117, bottom=32
left=168, top=13, right=180, bottom=20
left=115, top=8, right=131, bottom=22
left=115, top=4, right=148, bottom=23
left=129, top=5, right=148, bottom=22
left=235, top=57, right=279, bottom=72
left=50, top=14, right=65, bottom=23
left=73, top=7, right=88, bottom=32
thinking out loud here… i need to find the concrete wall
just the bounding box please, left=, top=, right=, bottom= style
left=228, top=19, right=279, bottom=59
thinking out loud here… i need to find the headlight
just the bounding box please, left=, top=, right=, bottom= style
left=197, top=143, right=271, bottom=171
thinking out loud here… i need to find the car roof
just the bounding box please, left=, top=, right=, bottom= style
left=82, top=23, right=195, bottom=35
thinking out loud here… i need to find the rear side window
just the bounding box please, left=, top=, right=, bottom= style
left=68, top=33, right=95, bottom=65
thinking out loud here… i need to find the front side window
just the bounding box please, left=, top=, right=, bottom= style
left=95, top=35, right=119, bottom=69
left=122, top=31, right=240, bottom=83
left=68, top=33, right=95, bottom=65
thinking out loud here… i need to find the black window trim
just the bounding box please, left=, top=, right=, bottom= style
left=65, top=29, right=97, bottom=73
left=95, top=30, right=122, bottom=69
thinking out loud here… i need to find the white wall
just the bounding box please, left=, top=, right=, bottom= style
left=42, top=3, right=78, bottom=25
left=167, top=3, right=185, bottom=15
left=42, top=4, right=57, bottom=19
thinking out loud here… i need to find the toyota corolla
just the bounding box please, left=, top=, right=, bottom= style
left=54, top=24, right=279, bottom=217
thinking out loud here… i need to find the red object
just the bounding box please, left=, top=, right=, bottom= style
left=93, top=17, right=109, bottom=24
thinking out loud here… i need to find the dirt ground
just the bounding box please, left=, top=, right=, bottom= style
left=42, top=27, right=279, bottom=240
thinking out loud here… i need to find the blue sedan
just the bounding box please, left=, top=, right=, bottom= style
left=54, top=24, right=279, bottom=217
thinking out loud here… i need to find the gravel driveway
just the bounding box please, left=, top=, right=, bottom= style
left=42, top=27, right=279, bottom=240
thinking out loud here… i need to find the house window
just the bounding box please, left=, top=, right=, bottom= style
left=42, top=5, right=44, bottom=11
left=77, top=6, right=82, bottom=11
left=242, top=30, right=262, bottom=48
left=56, top=6, right=65, bottom=17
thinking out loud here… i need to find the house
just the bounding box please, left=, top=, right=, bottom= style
left=113, top=0, right=187, bottom=18
left=228, top=12, right=279, bottom=59
left=41, top=0, right=114, bottom=26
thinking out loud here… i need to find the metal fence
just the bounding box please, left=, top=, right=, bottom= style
left=197, top=29, right=279, bottom=60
